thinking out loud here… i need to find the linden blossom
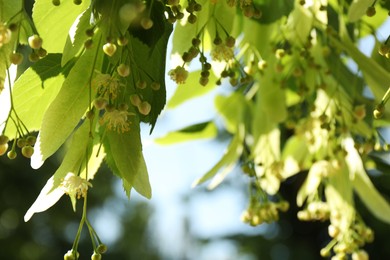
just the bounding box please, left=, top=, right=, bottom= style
left=60, top=172, right=93, bottom=199
left=99, top=109, right=136, bottom=133
left=210, top=43, right=234, bottom=62
left=92, top=71, right=123, bottom=100
left=168, top=66, right=189, bottom=84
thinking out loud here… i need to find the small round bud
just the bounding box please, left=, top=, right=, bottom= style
left=94, top=98, right=108, bottom=110
left=85, top=28, right=94, bottom=37
left=373, top=104, right=385, bottom=119
left=188, top=13, right=197, bottom=24
left=37, top=48, right=47, bottom=58
left=136, top=80, right=147, bottom=89
left=194, top=3, right=202, bottom=11
left=353, top=105, right=366, bottom=120
left=366, top=6, right=376, bottom=17
left=213, top=36, right=222, bottom=45
left=225, top=36, right=235, bottom=48
left=138, top=101, right=151, bottom=115
left=84, top=39, right=94, bottom=49
left=117, top=36, right=128, bottom=46
left=21, top=145, right=34, bottom=158
left=0, top=135, right=9, bottom=145
left=17, top=138, right=27, bottom=148
left=199, top=76, right=209, bottom=86
left=117, top=64, right=130, bottom=77
left=102, top=43, right=117, bottom=56
left=9, top=52, right=23, bottom=65
left=64, top=250, right=78, bottom=260
left=91, top=252, right=102, bottom=260
left=379, top=44, right=390, bottom=56
left=0, top=143, right=8, bottom=156
left=176, top=12, right=184, bottom=19
left=7, top=150, right=17, bottom=159
left=26, top=136, right=37, bottom=146
left=200, top=70, right=210, bottom=77
left=52, top=0, right=60, bottom=6
left=73, top=0, right=82, bottom=5
left=86, top=110, right=95, bottom=120
left=105, top=104, right=115, bottom=112
left=28, top=34, right=43, bottom=49
left=96, top=244, right=108, bottom=254
left=29, top=52, right=40, bottom=62
left=243, top=5, right=254, bottom=18
left=275, top=49, right=285, bottom=59
left=150, top=82, right=160, bottom=91
left=118, top=103, right=129, bottom=111
left=8, top=23, right=18, bottom=32
left=192, top=38, right=201, bottom=47
left=320, top=248, right=330, bottom=258
left=130, top=94, right=141, bottom=106
left=140, top=17, right=154, bottom=30
left=253, top=9, right=262, bottom=19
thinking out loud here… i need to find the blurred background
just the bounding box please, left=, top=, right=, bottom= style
left=1, top=73, right=390, bottom=260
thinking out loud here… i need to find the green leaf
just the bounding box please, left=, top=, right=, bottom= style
left=283, top=4, right=314, bottom=45
left=32, top=0, right=89, bottom=53
left=254, top=0, right=294, bottom=24
left=192, top=124, right=244, bottom=188
left=129, top=21, right=172, bottom=131
left=347, top=0, right=374, bottom=22
left=337, top=25, right=390, bottom=103
left=167, top=70, right=218, bottom=109
left=4, top=56, right=64, bottom=137
left=32, top=39, right=103, bottom=168
left=0, top=0, right=23, bottom=21
left=155, top=121, right=218, bottom=145
left=24, top=120, right=92, bottom=221
left=343, top=137, right=390, bottom=223
left=353, top=170, right=390, bottom=224
left=31, top=53, right=63, bottom=84
left=215, top=92, right=249, bottom=134
left=62, top=8, right=91, bottom=66
left=171, top=0, right=211, bottom=55
left=104, top=120, right=151, bottom=199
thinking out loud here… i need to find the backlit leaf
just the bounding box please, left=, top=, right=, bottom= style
left=155, top=121, right=218, bottom=145
left=32, top=38, right=103, bottom=168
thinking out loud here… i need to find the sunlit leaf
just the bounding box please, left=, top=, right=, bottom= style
left=215, top=92, right=249, bottom=134
left=192, top=124, right=244, bottom=188
left=254, top=0, right=293, bottom=24
left=62, top=8, right=91, bottom=66
left=24, top=121, right=92, bottom=221
left=155, top=121, right=218, bottom=145
left=4, top=55, right=64, bottom=137
left=104, top=117, right=151, bottom=199
left=348, top=0, right=374, bottom=22
left=32, top=38, right=103, bottom=168
left=32, top=0, right=89, bottom=53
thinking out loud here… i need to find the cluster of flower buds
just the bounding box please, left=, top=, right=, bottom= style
left=241, top=200, right=289, bottom=226
left=165, top=0, right=202, bottom=24
left=0, top=134, right=36, bottom=159
left=297, top=201, right=330, bottom=221
left=226, top=0, right=262, bottom=18
left=320, top=218, right=374, bottom=259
